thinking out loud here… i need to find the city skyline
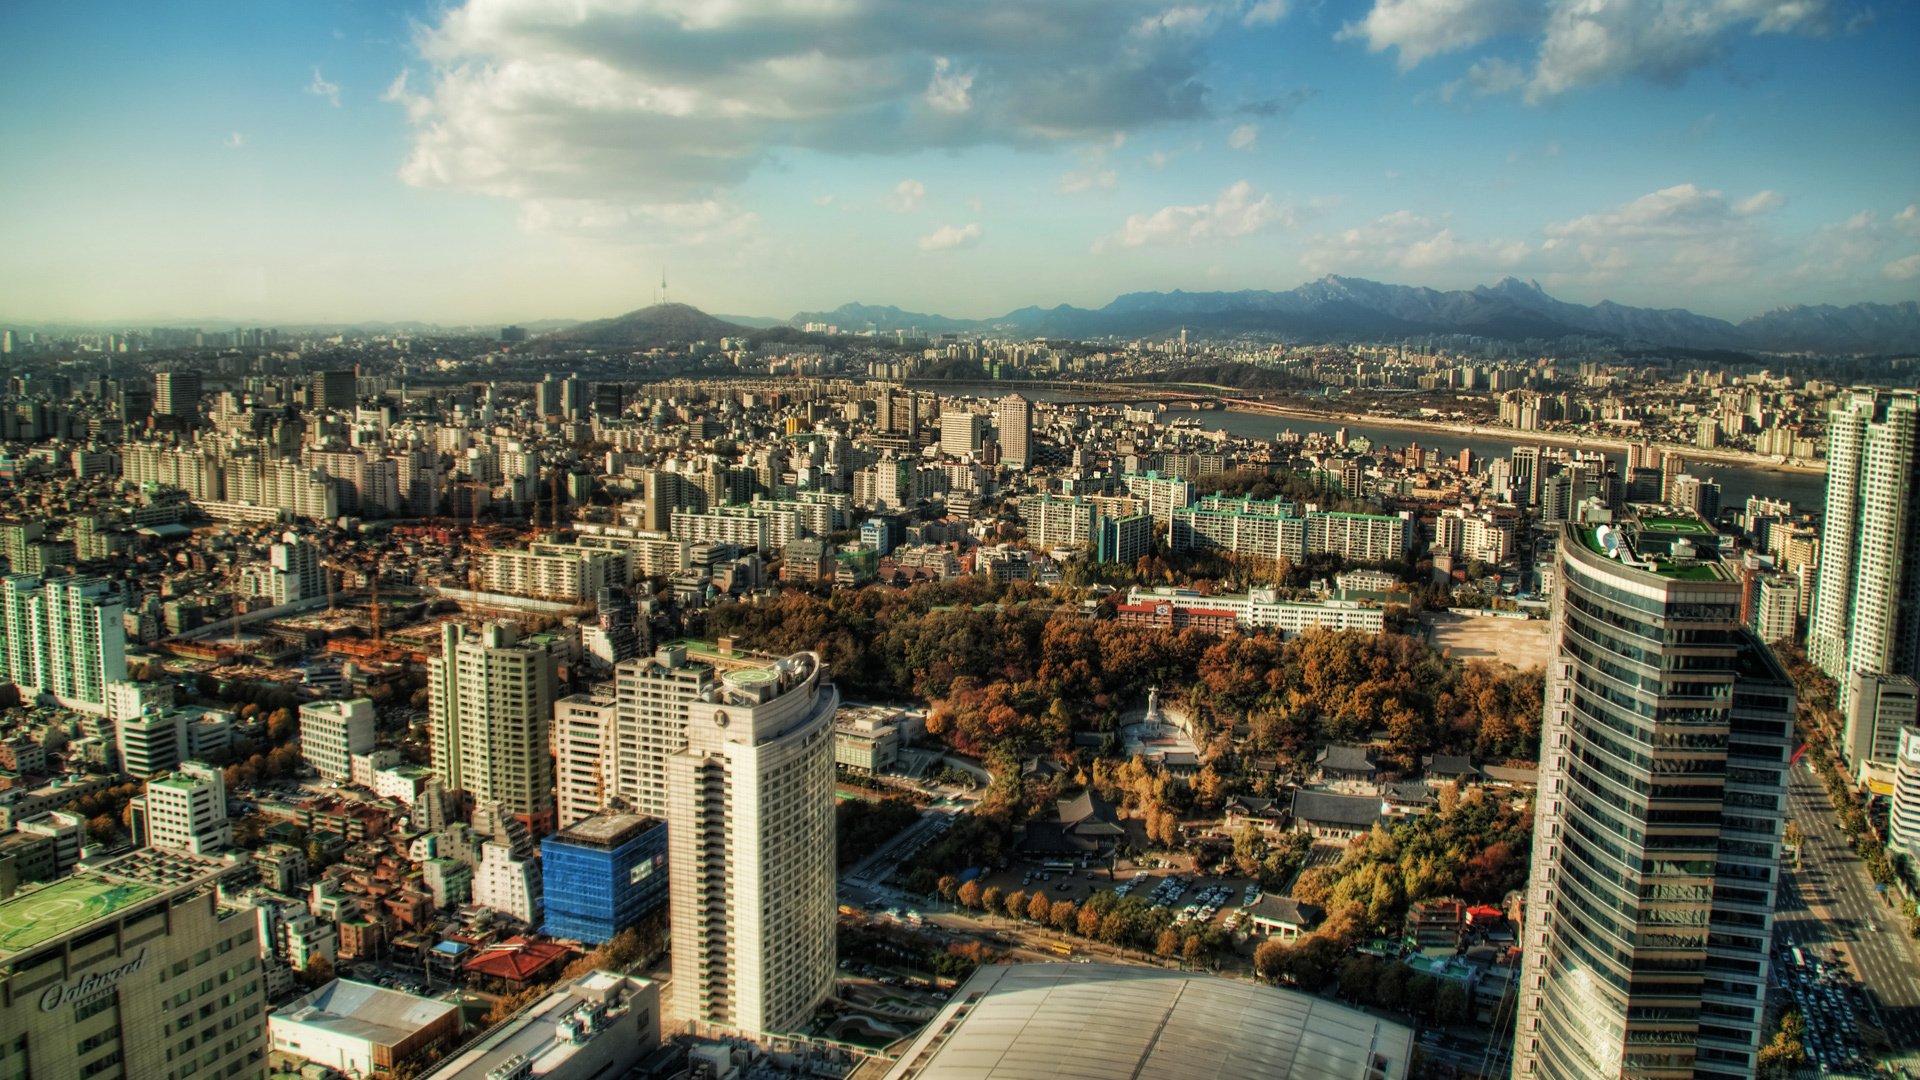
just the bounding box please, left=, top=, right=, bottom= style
left=3, top=1, right=1917, bottom=325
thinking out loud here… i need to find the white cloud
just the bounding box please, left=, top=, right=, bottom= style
left=308, top=66, right=341, bottom=107
left=813, top=194, right=837, bottom=206
left=1439, top=57, right=1526, bottom=102
left=1895, top=204, right=1920, bottom=238
left=1347, top=0, right=1839, bottom=101
left=1884, top=255, right=1920, bottom=281
left=389, top=0, right=1220, bottom=230
left=1059, top=170, right=1118, bottom=193
left=1096, top=180, right=1291, bottom=250
left=1228, top=123, right=1258, bottom=149
left=1734, top=190, right=1786, bottom=215
left=925, top=57, right=975, bottom=113
left=918, top=223, right=983, bottom=251
left=1541, top=183, right=1787, bottom=286
left=1243, top=0, right=1290, bottom=24
left=1338, top=0, right=1534, bottom=69
left=889, top=179, right=927, bottom=212
left=1302, top=209, right=1529, bottom=273
left=224, top=132, right=246, bottom=150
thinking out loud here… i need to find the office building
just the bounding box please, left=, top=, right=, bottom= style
left=310, top=369, right=357, bottom=412
left=134, top=761, right=232, bottom=854
left=541, top=813, right=668, bottom=944
left=429, top=622, right=556, bottom=834
left=299, top=698, right=377, bottom=782
left=1514, top=515, right=1794, bottom=1080
left=472, top=841, right=542, bottom=924
left=269, top=979, right=461, bottom=1077
left=939, top=411, right=987, bottom=458
left=1840, top=672, right=1918, bottom=780
left=0, top=573, right=127, bottom=714
left=153, top=369, right=203, bottom=420
left=0, top=849, right=266, bottom=1080
left=1809, top=389, right=1920, bottom=779
left=1510, top=446, right=1542, bottom=508
left=423, top=970, right=659, bottom=1080
left=996, top=394, right=1032, bottom=468
left=1891, top=728, right=1920, bottom=865
left=667, top=652, right=838, bottom=1035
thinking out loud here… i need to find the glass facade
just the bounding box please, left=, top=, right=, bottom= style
left=1515, top=522, right=1793, bottom=1080
left=541, top=815, right=668, bottom=944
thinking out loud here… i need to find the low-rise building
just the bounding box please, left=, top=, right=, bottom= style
left=269, top=979, right=462, bottom=1077
left=425, top=970, right=659, bottom=1080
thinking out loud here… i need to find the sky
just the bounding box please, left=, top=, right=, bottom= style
left=2, top=0, right=1916, bottom=326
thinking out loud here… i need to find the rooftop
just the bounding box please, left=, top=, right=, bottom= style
left=272, top=979, right=458, bottom=1048
left=882, top=963, right=1414, bottom=1080
left=425, top=971, right=655, bottom=1080
left=0, top=848, right=232, bottom=958
left=553, top=812, right=661, bottom=849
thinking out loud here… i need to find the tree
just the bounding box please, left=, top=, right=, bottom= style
left=1783, top=821, right=1805, bottom=850
left=937, top=875, right=959, bottom=902
left=957, top=880, right=982, bottom=911
left=1182, top=934, right=1205, bottom=969
left=1254, top=939, right=1291, bottom=983
left=1003, top=889, right=1028, bottom=920
left=1155, top=929, right=1181, bottom=959
left=1027, top=891, right=1052, bottom=924
left=86, top=814, right=117, bottom=846
left=1050, top=900, right=1077, bottom=932
left=1433, top=983, right=1470, bottom=1025
left=1077, top=906, right=1103, bottom=938
left=981, top=886, right=1003, bottom=917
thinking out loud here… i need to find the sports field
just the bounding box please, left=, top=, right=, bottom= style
left=0, top=877, right=159, bottom=954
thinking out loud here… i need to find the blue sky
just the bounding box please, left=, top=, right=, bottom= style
left=2, top=0, right=1915, bottom=325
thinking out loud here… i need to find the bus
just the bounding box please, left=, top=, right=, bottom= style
left=1041, top=860, right=1075, bottom=873
left=1050, top=941, right=1073, bottom=957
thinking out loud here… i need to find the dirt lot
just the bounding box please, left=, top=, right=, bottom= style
left=1422, top=611, right=1552, bottom=670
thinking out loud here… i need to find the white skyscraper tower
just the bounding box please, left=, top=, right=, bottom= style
left=667, top=652, right=838, bottom=1035
left=1808, top=389, right=1920, bottom=779
left=429, top=621, right=556, bottom=834
left=995, top=394, right=1032, bottom=469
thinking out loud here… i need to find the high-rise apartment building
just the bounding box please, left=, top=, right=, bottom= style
left=0, top=573, right=127, bottom=714
left=996, top=394, right=1032, bottom=468
left=1891, top=728, right=1920, bottom=865
left=299, top=697, right=377, bottom=781
left=1809, top=389, right=1920, bottom=780
left=1514, top=516, right=1793, bottom=1080
left=153, top=368, right=203, bottom=420
left=0, top=849, right=267, bottom=1080
left=310, top=369, right=357, bottom=412
left=1510, top=446, right=1542, bottom=508
left=429, top=622, right=556, bottom=834
left=667, top=652, right=838, bottom=1035
left=265, top=533, right=327, bottom=605
left=135, top=761, right=232, bottom=854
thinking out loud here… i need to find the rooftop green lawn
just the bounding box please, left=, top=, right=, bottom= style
left=0, top=876, right=160, bottom=955
left=1638, top=515, right=1715, bottom=535
left=1651, top=562, right=1727, bottom=581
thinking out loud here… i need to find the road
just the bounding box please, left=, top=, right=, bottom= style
left=1778, top=763, right=1920, bottom=1052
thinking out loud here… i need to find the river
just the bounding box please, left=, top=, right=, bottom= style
left=1021, top=390, right=1826, bottom=515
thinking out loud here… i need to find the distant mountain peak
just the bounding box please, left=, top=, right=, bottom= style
left=781, top=276, right=1918, bottom=353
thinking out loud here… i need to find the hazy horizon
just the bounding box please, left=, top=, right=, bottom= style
left=3, top=0, right=1916, bottom=326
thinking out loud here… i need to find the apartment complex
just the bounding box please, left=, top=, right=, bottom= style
left=0, top=573, right=127, bottom=714
left=1809, top=389, right=1920, bottom=780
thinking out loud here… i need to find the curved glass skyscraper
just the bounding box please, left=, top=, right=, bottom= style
left=1514, top=516, right=1794, bottom=1080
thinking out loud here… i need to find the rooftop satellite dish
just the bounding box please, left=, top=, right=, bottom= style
left=1596, top=525, right=1621, bottom=558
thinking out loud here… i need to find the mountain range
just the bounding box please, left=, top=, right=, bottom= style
left=784, top=276, right=1920, bottom=354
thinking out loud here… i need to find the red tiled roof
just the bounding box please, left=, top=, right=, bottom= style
left=461, top=936, right=573, bottom=981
